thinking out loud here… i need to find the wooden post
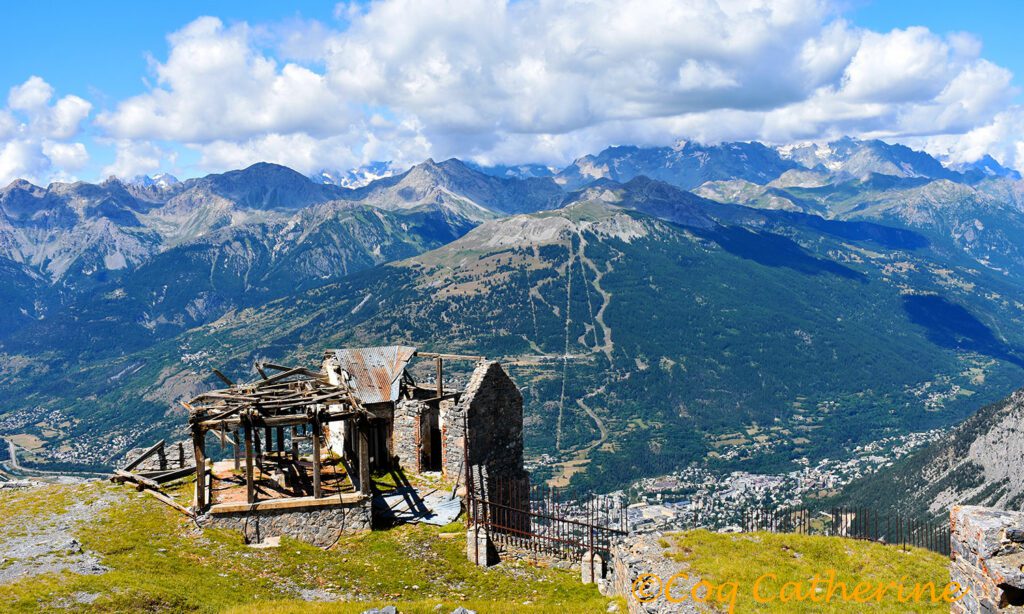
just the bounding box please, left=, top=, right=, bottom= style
left=264, top=427, right=272, bottom=458
left=276, top=426, right=284, bottom=454
left=244, top=423, right=255, bottom=504
left=290, top=425, right=299, bottom=461
left=312, top=418, right=323, bottom=499
left=232, top=431, right=240, bottom=471
left=192, top=426, right=206, bottom=511
left=435, top=356, right=443, bottom=398
left=254, top=426, right=263, bottom=472
left=358, top=419, right=371, bottom=496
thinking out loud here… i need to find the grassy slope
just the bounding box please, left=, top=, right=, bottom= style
left=666, top=530, right=951, bottom=613
left=0, top=482, right=616, bottom=613
left=0, top=483, right=954, bottom=613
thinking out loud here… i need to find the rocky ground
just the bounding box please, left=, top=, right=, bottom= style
left=0, top=480, right=122, bottom=586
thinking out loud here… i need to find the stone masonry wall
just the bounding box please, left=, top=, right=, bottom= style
left=201, top=498, right=372, bottom=548
left=950, top=505, right=1024, bottom=612
left=443, top=362, right=525, bottom=484
left=393, top=399, right=426, bottom=474
left=605, top=534, right=704, bottom=613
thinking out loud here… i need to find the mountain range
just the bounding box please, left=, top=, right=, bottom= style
left=3, top=137, right=1024, bottom=494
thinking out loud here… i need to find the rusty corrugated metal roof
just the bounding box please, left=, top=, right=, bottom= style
left=325, top=345, right=417, bottom=405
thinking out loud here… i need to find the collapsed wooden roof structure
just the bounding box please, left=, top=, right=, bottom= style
left=185, top=361, right=375, bottom=513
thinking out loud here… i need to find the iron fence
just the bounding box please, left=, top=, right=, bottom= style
left=676, top=504, right=950, bottom=556
left=466, top=475, right=627, bottom=563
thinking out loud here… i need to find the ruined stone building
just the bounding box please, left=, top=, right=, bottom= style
left=322, top=346, right=526, bottom=485
left=171, top=345, right=525, bottom=547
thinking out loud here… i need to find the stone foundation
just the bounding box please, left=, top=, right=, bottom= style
left=202, top=497, right=372, bottom=548
left=950, top=505, right=1024, bottom=613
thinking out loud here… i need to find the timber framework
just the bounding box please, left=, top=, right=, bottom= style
left=168, top=345, right=527, bottom=546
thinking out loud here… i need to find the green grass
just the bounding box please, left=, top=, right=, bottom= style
left=0, top=481, right=616, bottom=613
left=661, top=530, right=955, bottom=613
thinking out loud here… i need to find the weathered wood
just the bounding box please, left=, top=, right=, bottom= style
left=208, top=492, right=367, bottom=514
left=415, top=351, right=484, bottom=361
left=143, top=487, right=196, bottom=519
left=291, top=425, right=299, bottom=461
left=436, top=355, right=443, bottom=399
left=111, top=469, right=160, bottom=490
left=232, top=431, right=241, bottom=471
left=197, top=409, right=358, bottom=430
left=254, top=361, right=268, bottom=380
left=357, top=419, right=371, bottom=496
left=244, top=424, right=255, bottom=504
left=192, top=427, right=206, bottom=510
left=212, top=368, right=234, bottom=387
left=312, top=419, right=322, bottom=499
left=137, top=466, right=196, bottom=483
left=123, top=440, right=166, bottom=472
left=276, top=426, right=284, bottom=454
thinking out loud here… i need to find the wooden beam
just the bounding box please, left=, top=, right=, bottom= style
left=211, top=368, right=234, bottom=387
left=208, top=493, right=367, bottom=514
left=276, top=426, right=284, bottom=454
left=143, top=487, right=196, bottom=519
left=291, top=425, right=299, bottom=461
left=244, top=424, right=255, bottom=504
left=137, top=466, right=196, bottom=484
left=192, top=427, right=206, bottom=511
left=358, top=419, right=371, bottom=496
left=232, top=431, right=240, bottom=471
left=197, top=409, right=359, bottom=430
left=112, top=469, right=160, bottom=490
left=123, top=440, right=166, bottom=472
left=436, top=355, right=443, bottom=399
left=312, top=419, right=323, bottom=499
left=415, top=352, right=484, bottom=361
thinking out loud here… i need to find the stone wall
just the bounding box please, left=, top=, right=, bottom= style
left=443, top=362, right=526, bottom=484
left=950, top=505, right=1024, bottom=612
left=201, top=498, right=372, bottom=548
left=393, top=399, right=426, bottom=474
left=604, top=534, right=705, bottom=613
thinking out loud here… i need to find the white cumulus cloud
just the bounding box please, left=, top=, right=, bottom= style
left=0, top=76, right=91, bottom=185
left=75, top=0, right=1024, bottom=177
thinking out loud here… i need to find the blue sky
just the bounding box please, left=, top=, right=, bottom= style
left=850, top=0, right=1024, bottom=101
left=2, top=0, right=1023, bottom=184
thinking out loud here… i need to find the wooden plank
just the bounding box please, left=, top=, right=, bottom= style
left=136, top=466, right=197, bottom=483
left=114, top=469, right=160, bottom=490
left=208, top=493, right=367, bottom=514
left=233, top=431, right=240, bottom=471
left=244, top=424, right=255, bottom=504
left=143, top=487, right=196, bottom=519
left=123, top=440, right=166, bottom=472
